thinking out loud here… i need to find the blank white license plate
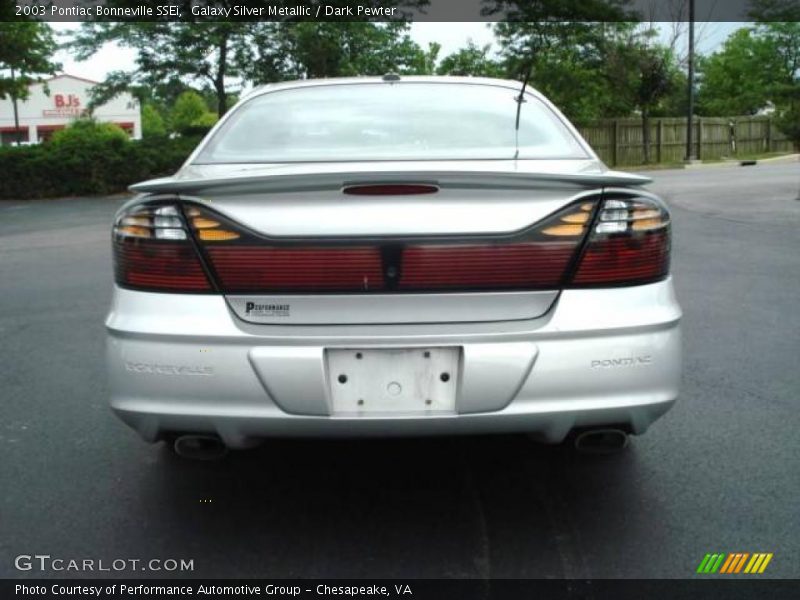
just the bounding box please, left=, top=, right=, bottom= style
left=326, top=347, right=460, bottom=415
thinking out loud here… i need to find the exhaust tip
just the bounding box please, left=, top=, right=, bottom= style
left=573, top=428, right=629, bottom=455
left=173, top=434, right=228, bottom=461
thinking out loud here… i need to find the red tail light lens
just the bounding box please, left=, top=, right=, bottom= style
left=400, top=242, right=577, bottom=290
left=206, top=246, right=385, bottom=292
left=189, top=201, right=596, bottom=294
left=112, top=195, right=668, bottom=296
left=398, top=202, right=595, bottom=291
left=343, top=184, right=439, bottom=196
left=186, top=205, right=386, bottom=292
left=571, top=195, right=670, bottom=286
left=112, top=204, right=212, bottom=293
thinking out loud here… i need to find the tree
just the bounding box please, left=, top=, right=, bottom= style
left=749, top=0, right=800, bottom=147
left=489, top=1, right=641, bottom=123
left=756, top=21, right=800, bottom=147
left=83, top=69, right=197, bottom=118
left=437, top=41, right=503, bottom=77
left=245, top=22, right=433, bottom=82
left=487, top=0, right=636, bottom=75
left=408, top=42, right=441, bottom=76
left=696, top=28, right=778, bottom=116
left=605, top=29, right=682, bottom=163
left=72, top=0, right=429, bottom=113
left=70, top=20, right=254, bottom=118
left=494, top=20, right=643, bottom=123
left=0, top=21, right=60, bottom=144
left=697, top=13, right=799, bottom=146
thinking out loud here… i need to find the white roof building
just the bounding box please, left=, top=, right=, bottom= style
left=0, top=74, right=142, bottom=145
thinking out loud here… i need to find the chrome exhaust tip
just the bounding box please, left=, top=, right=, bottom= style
left=573, top=429, right=629, bottom=454
left=173, top=434, right=228, bottom=460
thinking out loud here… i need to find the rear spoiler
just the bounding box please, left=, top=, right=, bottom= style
left=130, top=163, right=652, bottom=195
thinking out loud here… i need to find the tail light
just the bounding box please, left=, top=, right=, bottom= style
left=185, top=206, right=385, bottom=293
left=206, top=246, right=386, bottom=292
left=111, top=194, right=670, bottom=296
left=398, top=202, right=593, bottom=291
left=112, top=203, right=212, bottom=292
left=343, top=184, right=439, bottom=196
left=188, top=201, right=596, bottom=293
left=570, top=195, right=670, bottom=286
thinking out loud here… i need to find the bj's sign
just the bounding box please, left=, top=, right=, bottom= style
left=42, top=94, right=85, bottom=117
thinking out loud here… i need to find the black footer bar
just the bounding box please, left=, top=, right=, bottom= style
left=5, top=579, right=799, bottom=600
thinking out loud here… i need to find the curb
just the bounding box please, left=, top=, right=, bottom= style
left=753, top=153, right=799, bottom=165
left=683, top=153, right=799, bottom=170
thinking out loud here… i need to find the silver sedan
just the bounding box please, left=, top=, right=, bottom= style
left=106, top=76, right=681, bottom=459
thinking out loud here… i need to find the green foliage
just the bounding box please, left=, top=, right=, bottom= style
left=407, top=43, right=441, bottom=76
left=0, top=21, right=60, bottom=101
left=0, top=132, right=202, bottom=200
left=437, top=41, right=503, bottom=77
left=604, top=31, right=682, bottom=115
left=523, top=48, right=622, bottom=124
left=493, top=17, right=684, bottom=162
left=774, top=104, right=800, bottom=149
left=69, top=2, right=429, bottom=116
left=30, top=120, right=131, bottom=195
left=697, top=28, right=778, bottom=115
left=50, top=119, right=130, bottom=147
left=617, top=42, right=681, bottom=162
left=186, top=111, right=220, bottom=136
left=171, top=91, right=218, bottom=135
left=492, top=20, right=645, bottom=123
left=698, top=22, right=799, bottom=118
left=141, top=104, right=167, bottom=138
left=247, top=22, right=434, bottom=81
left=70, top=21, right=248, bottom=117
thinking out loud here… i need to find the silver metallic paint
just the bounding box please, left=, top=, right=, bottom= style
left=227, top=291, right=561, bottom=325
left=107, top=279, right=681, bottom=446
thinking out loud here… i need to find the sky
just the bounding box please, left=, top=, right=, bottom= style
left=50, top=22, right=744, bottom=84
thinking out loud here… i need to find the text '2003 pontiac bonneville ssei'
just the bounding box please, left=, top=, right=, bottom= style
left=106, top=76, right=681, bottom=459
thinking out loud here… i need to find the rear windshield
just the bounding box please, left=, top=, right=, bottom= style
left=194, top=82, right=589, bottom=163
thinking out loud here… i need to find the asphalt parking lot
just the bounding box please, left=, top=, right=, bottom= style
left=1, top=162, right=798, bottom=579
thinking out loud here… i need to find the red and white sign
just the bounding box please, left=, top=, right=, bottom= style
left=42, top=94, right=85, bottom=117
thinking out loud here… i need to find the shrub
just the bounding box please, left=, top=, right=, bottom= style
left=171, top=90, right=218, bottom=136
left=41, top=120, right=133, bottom=195
left=180, top=111, right=219, bottom=137
left=50, top=118, right=130, bottom=147
left=141, top=103, right=168, bottom=138
left=0, top=120, right=202, bottom=200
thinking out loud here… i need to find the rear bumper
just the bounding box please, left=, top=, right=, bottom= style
left=106, top=279, right=682, bottom=447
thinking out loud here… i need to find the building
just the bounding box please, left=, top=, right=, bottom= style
left=0, top=74, right=142, bottom=146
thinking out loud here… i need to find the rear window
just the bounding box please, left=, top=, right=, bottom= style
left=194, top=82, right=589, bottom=163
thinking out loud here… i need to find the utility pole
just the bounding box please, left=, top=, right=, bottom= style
left=11, top=67, right=22, bottom=146
left=685, top=0, right=696, bottom=161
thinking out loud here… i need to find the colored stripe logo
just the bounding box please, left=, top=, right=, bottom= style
left=696, top=553, right=773, bottom=574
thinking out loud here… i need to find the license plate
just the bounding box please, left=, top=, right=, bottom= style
left=326, top=347, right=460, bottom=415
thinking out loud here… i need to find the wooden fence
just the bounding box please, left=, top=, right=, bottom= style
left=577, top=116, right=794, bottom=167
